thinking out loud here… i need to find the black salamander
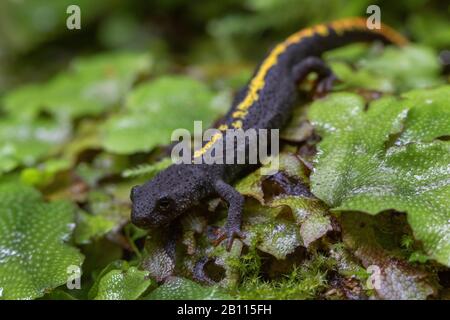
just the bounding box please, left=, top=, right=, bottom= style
left=130, top=17, right=407, bottom=250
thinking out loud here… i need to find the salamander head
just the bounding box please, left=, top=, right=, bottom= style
left=130, top=164, right=204, bottom=229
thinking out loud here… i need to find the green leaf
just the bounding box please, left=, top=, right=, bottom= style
left=145, top=277, right=231, bottom=300
left=243, top=203, right=302, bottom=260
left=93, top=265, right=152, bottom=300
left=309, top=86, right=450, bottom=266
left=240, top=195, right=332, bottom=258
left=330, top=61, right=394, bottom=92
left=42, top=289, right=78, bottom=300
left=270, top=196, right=332, bottom=248
left=0, top=0, right=111, bottom=54
left=88, top=260, right=127, bottom=299
left=236, top=152, right=309, bottom=203
left=80, top=239, right=123, bottom=281
left=341, top=212, right=436, bottom=300
left=73, top=211, right=115, bottom=245
left=358, top=45, right=442, bottom=92
left=281, top=104, right=314, bottom=142
left=327, top=45, right=442, bottom=93
left=122, top=157, right=172, bottom=178
left=236, top=152, right=331, bottom=251
left=0, top=182, right=83, bottom=299
left=408, top=13, right=450, bottom=48
left=75, top=153, right=129, bottom=188
left=20, top=158, right=71, bottom=187
left=397, top=86, right=450, bottom=144
left=101, top=76, right=220, bottom=154
left=3, top=52, right=151, bottom=120
left=0, top=117, right=70, bottom=174
left=74, top=190, right=130, bottom=245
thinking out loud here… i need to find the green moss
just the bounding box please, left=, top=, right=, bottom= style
left=234, top=253, right=331, bottom=300
left=226, top=238, right=262, bottom=281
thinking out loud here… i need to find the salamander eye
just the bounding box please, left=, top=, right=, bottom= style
left=130, top=186, right=139, bottom=202
left=156, top=197, right=173, bottom=211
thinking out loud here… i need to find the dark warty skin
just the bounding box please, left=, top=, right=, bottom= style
left=130, top=18, right=407, bottom=251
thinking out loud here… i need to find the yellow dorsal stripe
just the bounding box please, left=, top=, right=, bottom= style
left=232, top=18, right=406, bottom=120
left=330, top=17, right=408, bottom=46
left=193, top=17, right=407, bottom=158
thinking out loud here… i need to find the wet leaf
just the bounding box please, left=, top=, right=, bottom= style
left=76, top=153, right=129, bottom=187
left=74, top=190, right=130, bottom=244
left=89, top=190, right=129, bottom=220
left=0, top=182, right=83, bottom=300
left=91, top=262, right=152, bottom=300
left=3, top=52, right=151, bottom=119
left=0, top=117, right=70, bottom=174
left=145, top=277, right=231, bottom=300
left=235, top=170, right=265, bottom=203
left=358, top=45, right=442, bottom=91
left=236, top=152, right=330, bottom=251
left=309, top=86, right=450, bottom=266
left=328, top=45, right=442, bottom=92
left=101, top=76, right=221, bottom=154
left=42, top=289, right=78, bottom=300
left=330, top=61, right=393, bottom=92
left=73, top=211, right=115, bottom=245
left=397, top=86, right=450, bottom=144
left=243, top=203, right=302, bottom=260
left=236, top=152, right=308, bottom=203
left=270, top=196, right=332, bottom=248
left=341, top=212, right=437, bottom=300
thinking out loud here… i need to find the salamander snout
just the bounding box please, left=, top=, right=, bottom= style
left=130, top=211, right=151, bottom=228
left=130, top=207, right=153, bottom=229
left=130, top=184, right=177, bottom=229
left=130, top=185, right=156, bottom=228
left=131, top=200, right=167, bottom=229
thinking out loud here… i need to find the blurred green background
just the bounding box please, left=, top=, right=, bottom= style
left=0, top=0, right=449, bottom=94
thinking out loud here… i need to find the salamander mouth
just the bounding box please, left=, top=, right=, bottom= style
left=131, top=209, right=170, bottom=229
left=131, top=210, right=154, bottom=229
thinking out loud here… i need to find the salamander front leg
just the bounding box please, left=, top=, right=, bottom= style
left=292, top=56, right=338, bottom=95
left=212, top=180, right=246, bottom=251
